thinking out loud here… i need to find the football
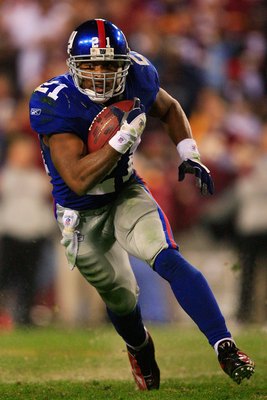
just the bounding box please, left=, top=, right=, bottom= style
left=87, top=100, right=135, bottom=153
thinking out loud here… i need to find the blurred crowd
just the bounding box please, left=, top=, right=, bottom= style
left=0, top=0, right=266, bottom=327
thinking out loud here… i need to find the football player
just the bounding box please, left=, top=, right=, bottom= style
left=29, top=19, right=254, bottom=390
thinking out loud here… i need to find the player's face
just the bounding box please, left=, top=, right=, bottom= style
left=79, top=61, right=122, bottom=93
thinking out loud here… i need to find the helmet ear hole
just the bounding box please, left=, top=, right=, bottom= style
left=66, top=19, right=131, bottom=102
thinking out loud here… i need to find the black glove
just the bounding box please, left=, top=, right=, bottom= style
left=178, top=159, right=214, bottom=195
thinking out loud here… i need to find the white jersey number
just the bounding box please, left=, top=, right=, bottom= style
left=130, top=52, right=150, bottom=66
left=35, top=81, right=67, bottom=101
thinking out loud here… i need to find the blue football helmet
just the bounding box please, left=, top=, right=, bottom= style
left=67, top=19, right=131, bottom=103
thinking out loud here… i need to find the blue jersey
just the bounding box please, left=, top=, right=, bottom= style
left=29, top=51, right=159, bottom=210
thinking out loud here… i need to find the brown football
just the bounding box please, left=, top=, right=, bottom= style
left=87, top=100, right=135, bottom=153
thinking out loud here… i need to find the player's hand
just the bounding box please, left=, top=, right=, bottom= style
left=178, top=159, right=214, bottom=195
left=177, top=138, right=214, bottom=195
left=109, top=98, right=146, bottom=154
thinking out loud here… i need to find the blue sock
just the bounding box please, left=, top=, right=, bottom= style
left=154, top=248, right=231, bottom=346
left=107, top=304, right=147, bottom=347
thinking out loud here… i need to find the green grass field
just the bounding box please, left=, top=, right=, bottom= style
left=0, top=323, right=266, bottom=399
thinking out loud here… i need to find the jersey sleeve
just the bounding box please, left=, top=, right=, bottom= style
left=29, top=77, right=85, bottom=136
left=128, top=51, right=160, bottom=112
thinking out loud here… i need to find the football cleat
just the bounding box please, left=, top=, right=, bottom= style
left=218, top=340, right=255, bottom=384
left=126, top=333, right=160, bottom=390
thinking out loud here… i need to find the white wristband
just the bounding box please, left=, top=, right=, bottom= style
left=109, top=113, right=146, bottom=154
left=108, top=123, right=137, bottom=154
left=176, top=138, right=200, bottom=165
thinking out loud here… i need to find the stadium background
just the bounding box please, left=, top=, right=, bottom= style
left=0, top=0, right=266, bottom=329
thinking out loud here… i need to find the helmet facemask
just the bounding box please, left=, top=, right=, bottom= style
left=67, top=49, right=131, bottom=103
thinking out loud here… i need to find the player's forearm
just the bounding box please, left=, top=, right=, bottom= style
left=52, top=143, right=120, bottom=196
left=70, top=145, right=121, bottom=195
left=161, top=100, right=193, bottom=145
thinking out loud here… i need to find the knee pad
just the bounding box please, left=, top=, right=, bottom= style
left=100, top=286, right=138, bottom=316
left=77, top=254, right=139, bottom=316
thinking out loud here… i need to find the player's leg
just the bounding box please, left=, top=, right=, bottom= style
left=94, top=241, right=160, bottom=390
left=154, top=248, right=231, bottom=345
left=115, top=183, right=229, bottom=343
left=114, top=182, right=228, bottom=345
left=76, top=235, right=160, bottom=390
left=115, top=182, right=255, bottom=383
left=107, top=303, right=160, bottom=390
left=56, top=204, right=138, bottom=315
left=56, top=204, right=158, bottom=390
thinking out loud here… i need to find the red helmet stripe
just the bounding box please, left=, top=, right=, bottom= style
left=96, top=19, right=106, bottom=48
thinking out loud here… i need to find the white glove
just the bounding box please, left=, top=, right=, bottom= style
left=129, top=136, right=141, bottom=154
left=109, top=102, right=146, bottom=154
